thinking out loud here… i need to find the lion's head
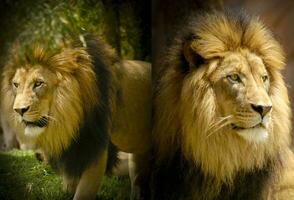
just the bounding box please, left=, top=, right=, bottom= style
left=11, top=65, right=57, bottom=137
left=154, top=11, right=292, bottom=183
left=1, top=41, right=114, bottom=155
left=206, top=50, right=272, bottom=143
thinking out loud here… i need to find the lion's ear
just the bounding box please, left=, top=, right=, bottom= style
left=50, top=48, right=91, bottom=74
left=183, top=40, right=205, bottom=69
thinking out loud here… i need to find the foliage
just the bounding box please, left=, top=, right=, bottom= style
left=0, top=0, right=150, bottom=60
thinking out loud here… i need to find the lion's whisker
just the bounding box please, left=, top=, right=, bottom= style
left=206, top=116, right=233, bottom=139
left=44, top=115, right=56, bottom=122
left=206, top=120, right=232, bottom=139
left=207, top=115, right=232, bottom=130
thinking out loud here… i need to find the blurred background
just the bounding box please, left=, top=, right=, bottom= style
left=0, top=0, right=150, bottom=61
left=153, top=0, right=294, bottom=145
left=0, top=0, right=150, bottom=199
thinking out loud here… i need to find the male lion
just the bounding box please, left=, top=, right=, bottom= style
left=1, top=35, right=151, bottom=200
left=152, top=11, right=294, bottom=200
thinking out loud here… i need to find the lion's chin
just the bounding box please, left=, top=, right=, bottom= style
left=24, top=126, right=45, bottom=137
left=236, top=126, right=268, bottom=143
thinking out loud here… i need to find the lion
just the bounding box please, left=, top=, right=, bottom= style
left=152, top=11, right=294, bottom=200
left=1, top=35, right=151, bottom=200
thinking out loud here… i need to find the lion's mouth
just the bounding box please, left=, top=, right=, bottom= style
left=23, top=117, right=49, bottom=128
left=231, top=123, right=264, bottom=130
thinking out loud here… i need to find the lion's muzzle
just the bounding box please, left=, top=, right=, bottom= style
left=23, top=116, right=49, bottom=128
left=14, top=106, right=30, bottom=116
left=250, top=104, right=272, bottom=118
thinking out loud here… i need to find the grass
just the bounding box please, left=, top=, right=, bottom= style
left=0, top=150, right=130, bottom=200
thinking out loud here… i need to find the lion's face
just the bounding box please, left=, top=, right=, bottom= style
left=210, top=50, right=272, bottom=143
left=12, top=66, right=57, bottom=137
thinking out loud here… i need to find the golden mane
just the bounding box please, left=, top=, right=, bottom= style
left=153, top=10, right=291, bottom=188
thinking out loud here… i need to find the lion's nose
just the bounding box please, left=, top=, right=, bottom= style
left=251, top=104, right=272, bottom=118
left=14, top=106, right=30, bottom=116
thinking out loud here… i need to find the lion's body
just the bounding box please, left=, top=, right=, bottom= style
left=1, top=36, right=151, bottom=199
left=152, top=11, right=294, bottom=199
left=112, top=60, right=151, bottom=154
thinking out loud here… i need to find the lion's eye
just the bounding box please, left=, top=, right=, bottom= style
left=227, top=74, right=241, bottom=83
left=13, top=82, right=19, bottom=88
left=262, top=75, right=268, bottom=82
left=34, top=81, right=44, bottom=88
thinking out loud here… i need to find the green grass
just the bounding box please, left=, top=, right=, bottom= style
left=0, top=150, right=130, bottom=200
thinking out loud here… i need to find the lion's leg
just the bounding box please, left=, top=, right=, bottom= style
left=129, top=153, right=138, bottom=199
left=129, top=152, right=151, bottom=200
left=112, top=152, right=129, bottom=176
left=0, top=116, right=19, bottom=150
left=63, top=174, right=78, bottom=194
left=73, top=149, right=107, bottom=200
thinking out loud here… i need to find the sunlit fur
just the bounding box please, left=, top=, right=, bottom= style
left=153, top=11, right=292, bottom=198
left=1, top=45, right=107, bottom=156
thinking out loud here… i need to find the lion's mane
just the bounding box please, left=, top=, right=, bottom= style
left=152, top=11, right=292, bottom=199
left=1, top=35, right=119, bottom=177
